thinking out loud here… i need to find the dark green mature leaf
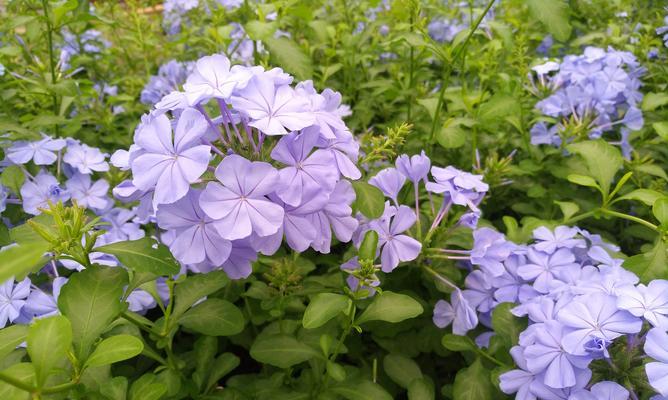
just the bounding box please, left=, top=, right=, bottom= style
left=452, top=358, right=493, bottom=400
left=85, top=335, right=144, bottom=368
left=491, top=303, right=524, bottom=345
left=172, top=270, right=229, bottom=320
left=525, top=0, right=571, bottom=41
left=568, top=140, right=622, bottom=196
left=206, top=353, right=240, bottom=392
left=441, top=334, right=476, bottom=352
left=27, top=315, right=72, bottom=388
left=303, top=293, right=350, bottom=329
left=329, top=379, right=393, bottom=400
left=624, top=240, right=667, bottom=282
left=0, top=325, right=29, bottom=361
left=250, top=334, right=319, bottom=368
left=0, top=363, right=34, bottom=400
left=352, top=181, right=385, bottom=219
left=179, top=298, right=245, bottom=336
left=58, top=265, right=128, bottom=360
left=356, top=291, right=423, bottom=325
left=264, top=37, right=313, bottom=80
left=95, top=237, right=180, bottom=276
left=408, top=378, right=435, bottom=400
left=383, top=353, right=423, bottom=389
left=0, top=242, right=49, bottom=284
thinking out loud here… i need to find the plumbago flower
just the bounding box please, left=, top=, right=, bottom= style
left=115, top=53, right=361, bottom=279
left=529, top=47, right=645, bottom=157
left=429, top=224, right=668, bottom=399
left=141, top=60, right=195, bottom=105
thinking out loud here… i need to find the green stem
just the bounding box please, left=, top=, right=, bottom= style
left=428, top=0, right=496, bottom=143
left=41, top=380, right=78, bottom=394
left=599, top=209, right=659, bottom=232
left=40, top=0, right=60, bottom=135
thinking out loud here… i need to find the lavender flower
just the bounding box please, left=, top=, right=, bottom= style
left=7, top=135, right=66, bottom=165
left=20, top=172, right=70, bottom=215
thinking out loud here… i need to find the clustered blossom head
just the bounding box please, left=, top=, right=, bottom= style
left=163, top=0, right=243, bottom=35
left=657, top=10, right=668, bottom=48
left=59, top=29, right=110, bottom=71
left=342, top=151, right=488, bottom=296
left=432, top=224, right=668, bottom=399
left=141, top=60, right=195, bottom=105
left=529, top=47, right=645, bottom=158
left=115, top=53, right=360, bottom=280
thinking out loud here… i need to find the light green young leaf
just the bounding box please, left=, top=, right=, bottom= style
left=525, top=0, right=571, bottom=41
left=567, top=140, right=622, bottom=196
left=356, top=291, right=423, bottom=325
left=653, top=197, right=668, bottom=226
left=1, top=165, right=25, bottom=195
left=653, top=121, right=668, bottom=141
left=85, top=335, right=144, bottom=368
left=642, top=93, right=668, bottom=111
left=179, top=298, right=245, bottom=336
left=616, top=189, right=665, bottom=207
left=95, top=237, right=180, bottom=276
left=408, top=377, right=435, bottom=400
left=624, top=240, right=667, bottom=283
left=264, top=37, right=313, bottom=80
left=554, top=201, right=579, bottom=221
left=303, top=293, right=350, bottom=329
left=441, top=334, right=476, bottom=352
left=27, top=315, right=72, bottom=388
left=0, top=325, right=29, bottom=361
left=58, top=265, right=128, bottom=360
left=0, top=242, right=49, bottom=284
left=129, top=373, right=167, bottom=400
left=0, top=363, right=35, bottom=400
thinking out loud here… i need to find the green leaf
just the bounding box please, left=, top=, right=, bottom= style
left=356, top=291, right=423, bottom=325
left=624, top=240, right=667, bottom=282
left=478, top=94, right=519, bottom=122
left=58, top=265, right=129, bottom=360
left=491, top=303, right=524, bottom=345
left=100, top=376, right=128, bottom=400
left=653, top=197, right=668, bottom=226
left=566, top=174, right=599, bottom=189
left=0, top=363, right=34, bottom=400
left=172, top=270, right=229, bottom=320
left=525, top=0, right=571, bottom=41
left=408, top=378, right=435, bottom=400
left=206, top=353, right=240, bottom=393
left=436, top=122, right=466, bottom=149
left=653, top=121, right=668, bottom=141
left=95, top=237, right=180, bottom=276
left=0, top=325, right=29, bottom=361
left=383, top=353, right=423, bottom=389
left=417, top=98, right=439, bottom=121
left=326, top=361, right=347, bottom=382
left=27, top=315, right=72, bottom=388
left=264, top=37, right=313, bottom=80
left=329, top=379, right=393, bottom=400
left=567, top=140, right=622, bottom=196
left=352, top=181, right=385, bottom=219
left=244, top=20, right=277, bottom=41
left=554, top=201, right=579, bottom=221
left=0, top=242, right=49, bottom=284
left=1, top=165, right=25, bottom=195
left=250, top=334, right=319, bottom=368
left=452, top=359, right=493, bottom=400
left=616, top=189, right=665, bottom=206
left=642, top=93, right=668, bottom=111
left=179, top=298, right=245, bottom=336
left=303, top=293, right=350, bottom=329
left=441, top=334, right=476, bottom=352
left=85, top=335, right=144, bottom=368
left=129, top=373, right=167, bottom=400
left=358, top=230, right=379, bottom=262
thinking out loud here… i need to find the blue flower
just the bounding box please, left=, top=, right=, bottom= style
left=0, top=278, right=31, bottom=328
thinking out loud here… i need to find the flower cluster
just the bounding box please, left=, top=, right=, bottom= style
left=114, top=53, right=360, bottom=279
left=59, top=29, right=110, bottom=71
left=342, top=151, right=489, bottom=296
left=530, top=47, right=645, bottom=158
left=433, top=224, right=668, bottom=399
left=163, top=0, right=242, bottom=35
left=141, top=60, right=195, bottom=105
left=657, top=10, right=668, bottom=48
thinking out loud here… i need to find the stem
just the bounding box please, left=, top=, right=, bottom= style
left=428, top=0, right=497, bottom=143
left=40, top=0, right=59, bottom=136
left=599, top=209, right=659, bottom=232
left=422, top=265, right=459, bottom=291
left=414, top=184, right=421, bottom=241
